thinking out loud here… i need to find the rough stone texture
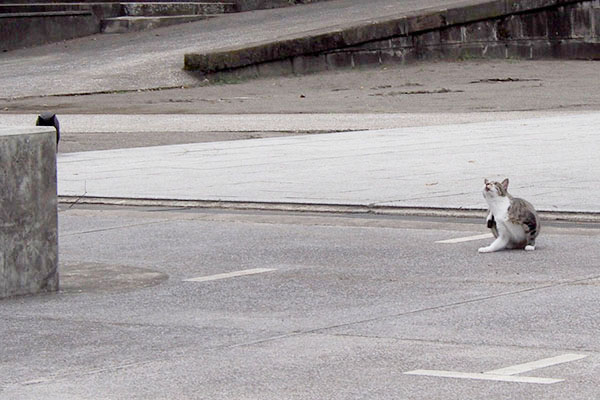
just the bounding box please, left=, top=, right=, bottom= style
left=121, top=2, right=235, bottom=17
left=234, top=0, right=332, bottom=11
left=0, top=11, right=100, bottom=52
left=101, top=14, right=214, bottom=34
left=186, top=0, right=600, bottom=78
left=328, top=0, right=600, bottom=71
left=1, top=1, right=329, bottom=50
left=0, top=127, right=58, bottom=298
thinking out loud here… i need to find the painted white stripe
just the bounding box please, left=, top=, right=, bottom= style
left=436, top=233, right=493, bottom=244
left=404, top=369, right=562, bottom=384
left=485, top=354, right=588, bottom=376
left=183, top=268, right=276, bottom=282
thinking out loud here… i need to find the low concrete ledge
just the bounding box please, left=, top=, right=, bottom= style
left=234, top=0, right=333, bottom=12
left=184, top=0, right=599, bottom=75
left=0, top=126, right=58, bottom=298
left=0, top=11, right=100, bottom=52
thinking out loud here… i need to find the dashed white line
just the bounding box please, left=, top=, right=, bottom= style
left=404, top=369, right=562, bottom=384
left=436, top=233, right=493, bottom=244
left=484, top=354, right=588, bottom=376
left=404, top=353, right=587, bottom=385
left=183, top=268, right=276, bottom=282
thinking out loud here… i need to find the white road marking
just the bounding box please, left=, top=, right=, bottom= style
left=484, top=354, right=588, bottom=376
left=436, top=233, right=493, bottom=244
left=404, top=353, right=587, bottom=385
left=404, top=370, right=562, bottom=384
left=183, top=268, right=276, bottom=282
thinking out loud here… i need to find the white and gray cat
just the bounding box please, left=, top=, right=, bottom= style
left=479, top=178, right=540, bottom=253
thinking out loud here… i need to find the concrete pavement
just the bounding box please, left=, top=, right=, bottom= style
left=56, top=113, right=600, bottom=217
left=2, top=206, right=599, bottom=399
left=3, top=111, right=591, bottom=134
left=2, top=2, right=599, bottom=398
left=0, top=0, right=473, bottom=99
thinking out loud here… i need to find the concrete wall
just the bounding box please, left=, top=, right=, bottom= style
left=0, top=0, right=331, bottom=51
left=0, top=10, right=101, bottom=52
left=235, top=0, right=332, bottom=12
left=330, top=0, right=600, bottom=69
left=0, top=126, right=58, bottom=298
left=186, top=0, right=600, bottom=78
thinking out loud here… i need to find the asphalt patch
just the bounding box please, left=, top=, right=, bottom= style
left=59, top=262, right=168, bottom=294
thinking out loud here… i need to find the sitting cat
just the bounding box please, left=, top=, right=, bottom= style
left=479, top=178, right=540, bottom=253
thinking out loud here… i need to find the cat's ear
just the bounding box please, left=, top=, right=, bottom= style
left=501, top=178, right=509, bottom=190
left=484, top=178, right=489, bottom=184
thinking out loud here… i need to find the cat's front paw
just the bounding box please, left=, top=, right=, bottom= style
left=524, top=245, right=535, bottom=251
left=478, top=247, right=492, bottom=253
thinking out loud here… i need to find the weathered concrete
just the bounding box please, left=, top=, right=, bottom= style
left=185, top=0, right=600, bottom=77
left=56, top=113, right=600, bottom=217
left=0, top=0, right=330, bottom=50
left=0, top=8, right=100, bottom=52
left=101, top=1, right=236, bottom=33
left=234, top=0, right=332, bottom=11
left=0, top=126, right=58, bottom=298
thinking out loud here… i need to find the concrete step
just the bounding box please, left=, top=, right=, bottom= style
left=8, top=0, right=234, bottom=3
left=183, top=0, right=600, bottom=78
left=101, top=14, right=216, bottom=33
left=0, top=3, right=98, bottom=51
left=0, top=4, right=91, bottom=14
left=121, top=2, right=236, bottom=17
left=100, top=1, right=235, bottom=33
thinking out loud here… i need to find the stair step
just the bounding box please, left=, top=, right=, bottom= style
left=8, top=0, right=234, bottom=3
left=101, top=14, right=216, bottom=33
left=121, top=2, right=236, bottom=17
left=0, top=4, right=91, bottom=13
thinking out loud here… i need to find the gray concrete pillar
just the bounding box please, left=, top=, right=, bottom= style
left=0, top=126, right=58, bottom=298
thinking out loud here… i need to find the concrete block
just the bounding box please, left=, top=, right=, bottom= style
left=440, top=25, right=463, bottom=44
left=0, top=13, right=99, bottom=52
left=390, top=36, right=413, bottom=49
left=356, top=39, right=391, bottom=51
left=0, top=127, right=58, bottom=298
left=211, top=64, right=259, bottom=82
left=379, top=49, right=405, bottom=65
left=371, top=18, right=409, bottom=38
left=295, top=31, right=344, bottom=55
left=569, top=3, right=593, bottom=37
left=445, top=0, right=505, bottom=26
left=505, top=0, right=561, bottom=13
left=506, top=42, right=535, bottom=58
left=234, top=0, right=331, bottom=12
left=325, top=51, right=354, bottom=69
left=520, top=12, right=549, bottom=38
left=185, top=0, right=599, bottom=76
left=292, top=54, right=328, bottom=74
left=464, top=20, right=497, bottom=41
left=482, top=42, right=508, bottom=58
left=350, top=51, right=382, bottom=67
left=341, top=24, right=379, bottom=46
left=407, top=11, right=446, bottom=33
left=550, top=40, right=600, bottom=58
left=439, top=43, right=465, bottom=59
left=496, top=16, right=521, bottom=40
left=256, top=58, right=294, bottom=77
left=595, top=5, right=600, bottom=37
left=416, top=30, right=441, bottom=46
left=399, top=46, right=419, bottom=63
left=547, top=7, right=573, bottom=38
left=416, top=44, right=444, bottom=61
left=529, top=40, right=553, bottom=58
left=457, top=43, right=487, bottom=59
left=121, top=2, right=234, bottom=17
